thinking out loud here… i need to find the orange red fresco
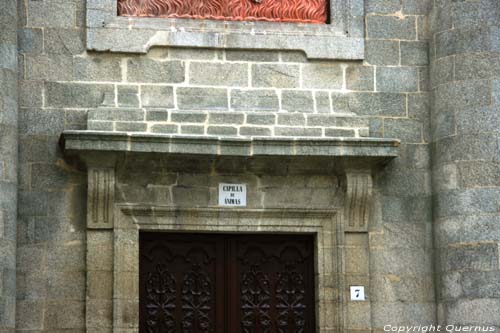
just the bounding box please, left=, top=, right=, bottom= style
left=118, top=0, right=327, bottom=24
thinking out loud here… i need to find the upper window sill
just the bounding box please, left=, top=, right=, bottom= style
left=86, top=0, right=365, bottom=60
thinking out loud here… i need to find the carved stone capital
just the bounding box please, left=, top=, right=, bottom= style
left=87, top=168, right=114, bottom=229
left=344, top=171, right=373, bottom=232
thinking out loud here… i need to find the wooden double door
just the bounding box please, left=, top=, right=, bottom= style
left=139, top=233, right=316, bottom=332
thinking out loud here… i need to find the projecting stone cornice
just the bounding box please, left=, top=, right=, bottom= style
left=60, top=130, right=399, bottom=164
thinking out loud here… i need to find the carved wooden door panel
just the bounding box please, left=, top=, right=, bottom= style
left=139, top=233, right=315, bottom=332
left=228, top=235, right=315, bottom=333
left=140, top=233, right=225, bottom=332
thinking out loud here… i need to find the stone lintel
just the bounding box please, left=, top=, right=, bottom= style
left=60, top=130, right=399, bottom=162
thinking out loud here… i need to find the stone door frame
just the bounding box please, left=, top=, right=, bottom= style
left=103, top=206, right=344, bottom=331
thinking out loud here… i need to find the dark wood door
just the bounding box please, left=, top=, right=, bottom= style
left=140, top=233, right=315, bottom=332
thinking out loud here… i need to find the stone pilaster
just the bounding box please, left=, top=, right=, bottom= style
left=430, top=0, right=500, bottom=328
left=0, top=0, right=18, bottom=331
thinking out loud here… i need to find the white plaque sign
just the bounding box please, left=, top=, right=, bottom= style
left=350, top=286, right=365, bottom=301
left=218, top=183, right=247, bottom=207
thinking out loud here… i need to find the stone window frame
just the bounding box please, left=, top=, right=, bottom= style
left=107, top=206, right=344, bottom=331
left=86, top=0, right=364, bottom=60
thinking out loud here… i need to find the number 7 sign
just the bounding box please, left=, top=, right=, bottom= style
left=350, top=286, right=365, bottom=301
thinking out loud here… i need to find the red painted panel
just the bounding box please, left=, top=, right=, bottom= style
left=118, top=0, right=327, bottom=24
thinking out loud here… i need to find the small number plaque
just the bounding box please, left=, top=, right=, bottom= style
left=350, top=286, right=365, bottom=301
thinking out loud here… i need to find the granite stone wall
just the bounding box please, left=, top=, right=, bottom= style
left=0, top=0, right=18, bottom=331
left=15, top=0, right=435, bottom=330
left=430, top=0, right=500, bottom=330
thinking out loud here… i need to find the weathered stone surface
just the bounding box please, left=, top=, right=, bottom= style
left=252, top=64, right=300, bottom=88
left=231, top=89, right=279, bottom=111
left=177, top=87, right=228, bottom=110
left=302, top=63, right=343, bottom=89
left=127, top=58, right=185, bottom=83
left=141, top=85, right=174, bottom=108
left=189, top=62, right=248, bottom=87
left=377, top=67, right=419, bottom=92
left=367, top=16, right=416, bottom=40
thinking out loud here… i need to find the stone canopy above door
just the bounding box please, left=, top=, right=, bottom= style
left=59, top=130, right=399, bottom=332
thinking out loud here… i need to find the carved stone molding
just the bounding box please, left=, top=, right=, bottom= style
left=344, top=171, right=372, bottom=233
left=87, top=168, right=115, bottom=229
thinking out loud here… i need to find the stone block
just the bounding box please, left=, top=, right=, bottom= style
left=380, top=171, right=430, bottom=196
left=18, top=28, right=43, bottom=54
left=252, top=64, right=300, bottom=88
left=127, top=58, right=185, bottom=83
left=371, top=274, right=434, bottom=303
left=325, top=128, right=356, bottom=137
left=456, top=105, right=500, bottom=135
left=26, top=55, right=73, bottom=81
left=225, top=50, right=279, bottom=62
left=88, top=121, right=113, bottom=131
left=150, top=124, right=178, bottom=134
left=302, top=63, right=343, bottom=89
left=280, top=51, right=307, bottom=63
left=435, top=26, right=491, bottom=58
left=171, top=111, right=207, bottom=123
left=239, top=126, right=271, bottom=136
left=27, top=0, right=76, bottom=28
left=208, top=112, right=244, bottom=125
left=177, top=87, right=228, bottom=110
left=172, top=186, right=210, bottom=207
left=189, top=62, right=247, bottom=86
left=44, top=28, right=85, bottom=55
left=402, top=0, right=431, bottom=15
left=31, top=163, right=69, bottom=190
left=115, top=122, right=147, bottom=132
left=145, top=110, right=169, bottom=122
left=207, top=126, right=238, bottom=136
left=306, top=114, right=338, bottom=127
left=73, top=56, right=122, bottom=82
left=45, top=82, right=114, bottom=108
left=401, top=41, right=429, bottom=66
left=19, top=108, right=65, bottom=135
left=384, top=118, right=423, bottom=143
left=461, top=271, right=500, bottom=299
left=274, top=127, right=322, bottom=137
left=347, top=93, right=406, bottom=116
left=281, top=90, right=314, bottom=112
left=116, top=85, right=139, bottom=107
left=278, top=114, right=305, bottom=126
left=367, top=15, right=416, bottom=40
left=231, top=89, right=279, bottom=111
left=315, top=91, right=331, bottom=113
left=88, top=108, right=144, bottom=122
left=246, top=113, right=276, bottom=125
left=430, top=57, right=454, bottom=88
left=377, top=67, right=419, bottom=92
left=455, top=52, right=500, bottom=80
left=435, top=188, right=500, bottom=218
left=44, top=300, right=85, bottom=329
left=47, top=271, right=85, bottom=300
left=365, top=0, right=401, bottom=14
left=181, top=125, right=205, bottom=134
left=445, top=299, right=500, bottom=326
left=365, top=39, right=400, bottom=66
left=15, top=300, right=44, bottom=330
left=19, top=80, right=43, bottom=108
left=168, top=47, right=218, bottom=60
left=457, top=161, right=500, bottom=188
left=140, top=85, right=174, bottom=108
left=87, top=271, right=113, bottom=300
left=346, top=66, right=374, bottom=91
left=433, top=133, right=499, bottom=165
